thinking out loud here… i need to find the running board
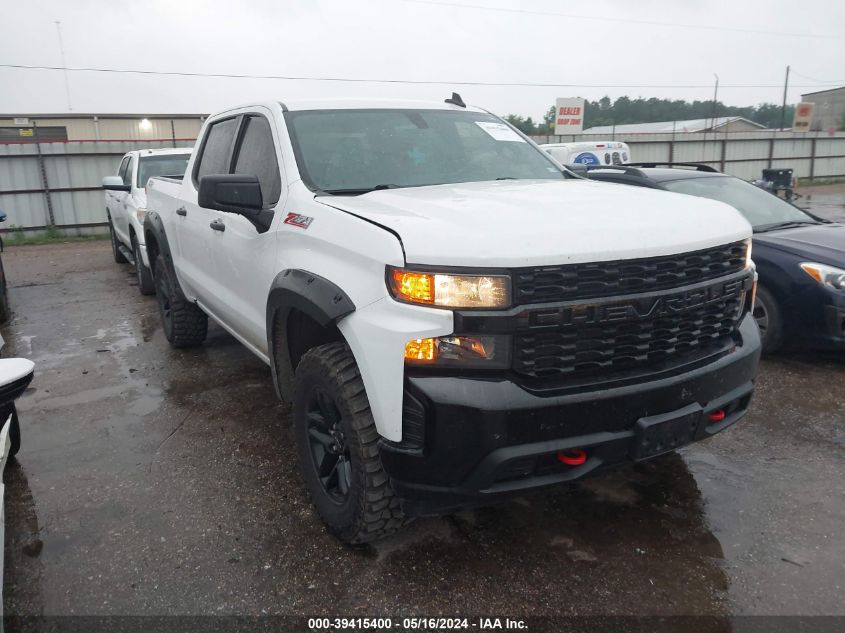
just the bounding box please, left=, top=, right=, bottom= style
left=118, top=243, right=135, bottom=266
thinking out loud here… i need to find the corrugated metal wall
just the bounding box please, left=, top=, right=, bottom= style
left=0, top=139, right=195, bottom=235
left=531, top=131, right=845, bottom=181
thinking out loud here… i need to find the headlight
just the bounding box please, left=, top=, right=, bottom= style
left=744, top=238, right=753, bottom=269
left=800, top=262, right=845, bottom=290
left=404, top=335, right=510, bottom=368
left=388, top=267, right=510, bottom=309
left=135, top=207, right=147, bottom=223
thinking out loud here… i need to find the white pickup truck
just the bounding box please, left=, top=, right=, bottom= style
left=144, top=96, right=761, bottom=543
left=102, top=148, right=192, bottom=294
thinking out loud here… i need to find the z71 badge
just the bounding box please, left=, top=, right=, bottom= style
left=283, top=212, right=314, bottom=229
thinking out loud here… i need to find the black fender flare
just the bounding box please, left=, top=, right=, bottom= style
left=143, top=211, right=173, bottom=277
left=266, top=269, right=355, bottom=401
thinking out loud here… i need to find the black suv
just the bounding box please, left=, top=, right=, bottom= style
left=582, top=163, right=845, bottom=353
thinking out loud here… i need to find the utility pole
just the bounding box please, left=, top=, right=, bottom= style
left=55, top=21, right=72, bottom=112
left=710, top=74, right=719, bottom=139
left=780, top=65, right=790, bottom=131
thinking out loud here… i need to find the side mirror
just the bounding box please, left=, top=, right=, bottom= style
left=102, top=176, right=130, bottom=192
left=198, top=175, right=271, bottom=232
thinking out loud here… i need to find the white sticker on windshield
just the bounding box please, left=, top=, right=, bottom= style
left=475, top=121, right=525, bottom=142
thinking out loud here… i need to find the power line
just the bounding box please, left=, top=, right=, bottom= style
left=399, top=0, right=845, bottom=40
left=791, top=69, right=845, bottom=85
left=0, top=63, right=842, bottom=90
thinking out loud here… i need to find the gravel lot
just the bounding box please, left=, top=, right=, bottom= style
left=1, top=185, right=843, bottom=625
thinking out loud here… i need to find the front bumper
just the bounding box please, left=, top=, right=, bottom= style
left=810, top=291, right=845, bottom=349
left=380, top=313, right=761, bottom=516
left=780, top=281, right=845, bottom=350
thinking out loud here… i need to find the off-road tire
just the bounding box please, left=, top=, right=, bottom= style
left=109, top=216, right=128, bottom=264
left=753, top=285, right=783, bottom=354
left=133, top=237, right=156, bottom=296
left=292, top=342, right=409, bottom=544
left=154, top=253, right=207, bottom=348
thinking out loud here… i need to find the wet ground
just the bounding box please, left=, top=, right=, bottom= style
left=801, top=182, right=845, bottom=223
left=1, top=187, right=843, bottom=620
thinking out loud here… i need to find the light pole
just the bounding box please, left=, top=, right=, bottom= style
left=55, top=21, right=72, bottom=112
left=710, top=74, right=719, bottom=132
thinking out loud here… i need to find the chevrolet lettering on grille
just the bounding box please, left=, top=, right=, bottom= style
left=526, top=277, right=748, bottom=329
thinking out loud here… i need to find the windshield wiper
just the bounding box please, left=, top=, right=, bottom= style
left=754, top=220, right=820, bottom=233
left=323, top=184, right=402, bottom=195
left=496, top=176, right=517, bottom=180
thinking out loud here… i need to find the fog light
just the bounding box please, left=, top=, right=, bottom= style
left=404, top=334, right=510, bottom=368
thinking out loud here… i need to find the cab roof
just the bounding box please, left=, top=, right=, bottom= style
left=215, top=98, right=489, bottom=116
left=281, top=98, right=488, bottom=113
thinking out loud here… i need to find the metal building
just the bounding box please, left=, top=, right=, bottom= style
left=0, top=113, right=206, bottom=143
left=800, top=87, right=845, bottom=132
left=583, top=117, right=767, bottom=135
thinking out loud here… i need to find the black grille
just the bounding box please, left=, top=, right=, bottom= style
left=513, top=281, right=746, bottom=380
left=513, top=241, right=747, bottom=305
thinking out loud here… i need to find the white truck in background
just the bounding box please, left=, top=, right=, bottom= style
left=102, top=148, right=192, bottom=294
left=143, top=96, right=760, bottom=543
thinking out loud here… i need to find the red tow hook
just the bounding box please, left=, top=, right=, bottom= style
left=557, top=448, right=587, bottom=466
left=708, top=409, right=726, bottom=422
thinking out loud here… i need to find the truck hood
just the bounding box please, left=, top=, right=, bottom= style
left=316, top=179, right=751, bottom=267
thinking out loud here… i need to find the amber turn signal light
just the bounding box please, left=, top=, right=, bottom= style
left=392, top=270, right=435, bottom=305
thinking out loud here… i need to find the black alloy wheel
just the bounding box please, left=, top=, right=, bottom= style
left=306, top=389, right=352, bottom=503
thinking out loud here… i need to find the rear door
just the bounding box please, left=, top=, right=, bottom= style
left=175, top=116, right=239, bottom=302
left=207, top=111, right=285, bottom=352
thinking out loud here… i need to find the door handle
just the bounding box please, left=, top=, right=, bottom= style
left=210, top=219, right=225, bottom=232
left=176, top=207, right=187, bottom=216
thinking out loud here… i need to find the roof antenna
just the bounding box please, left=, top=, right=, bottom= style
left=445, top=92, right=466, bottom=108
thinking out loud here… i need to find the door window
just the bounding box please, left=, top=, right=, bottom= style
left=117, top=156, right=130, bottom=180
left=122, top=157, right=135, bottom=186
left=232, top=116, right=281, bottom=207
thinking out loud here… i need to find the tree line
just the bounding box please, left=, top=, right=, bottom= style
left=505, top=96, right=797, bottom=135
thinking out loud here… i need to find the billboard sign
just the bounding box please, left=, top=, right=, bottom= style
left=554, top=98, right=585, bottom=135
left=792, top=102, right=815, bottom=132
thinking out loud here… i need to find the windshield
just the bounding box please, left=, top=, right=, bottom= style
left=285, top=109, right=566, bottom=194
left=137, top=154, right=191, bottom=187
left=662, top=175, right=818, bottom=230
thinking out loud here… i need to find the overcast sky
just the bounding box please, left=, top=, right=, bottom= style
left=1, top=0, right=844, bottom=120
